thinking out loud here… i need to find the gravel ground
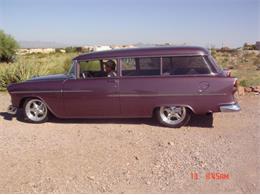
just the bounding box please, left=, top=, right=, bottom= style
left=0, top=92, right=259, bottom=193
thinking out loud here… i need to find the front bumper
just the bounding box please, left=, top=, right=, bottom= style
left=220, top=103, right=241, bottom=112
left=7, top=105, right=17, bottom=115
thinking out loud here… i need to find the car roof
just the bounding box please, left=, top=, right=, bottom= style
left=73, top=46, right=210, bottom=61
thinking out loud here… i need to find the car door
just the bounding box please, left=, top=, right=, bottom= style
left=119, top=57, right=161, bottom=117
left=62, top=60, right=120, bottom=117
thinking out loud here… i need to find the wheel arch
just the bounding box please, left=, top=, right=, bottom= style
left=19, top=96, right=58, bottom=117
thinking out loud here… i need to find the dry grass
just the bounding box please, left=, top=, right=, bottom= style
left=0, top=52, right=78, bottom=90
left=212, top=50, right=260, bottom=87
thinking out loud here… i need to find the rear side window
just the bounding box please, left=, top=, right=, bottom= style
left=121, top=58, right=136, bottom=71
left=162, top=56, right=211, bottom=75
left=121, top=57, right=160, bottom=76
left=139, top=58, right=160, bottom=70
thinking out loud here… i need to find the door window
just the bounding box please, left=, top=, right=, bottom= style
left=79, top=59, right=117, bottom=78
left=121, top=57, right=160, bottom=76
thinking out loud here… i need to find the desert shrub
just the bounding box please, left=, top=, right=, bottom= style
left=0, top=52, right=78, bottom=90
left=239, top=79, right=247, bottom=87
left=0, top=30, right=19, bottom=63
left=55, top=48, right=66, bottom=53
left=63, top=57, right=73, bottom=72
left=0, top=62, right=50, bottom=90
left=210, top=48, right=217, bottom=58
left=256, top=64, right=260, bottom=71
left=254, top=54, right=260, bottom=66
left=65, top=47, right=77, bottom=53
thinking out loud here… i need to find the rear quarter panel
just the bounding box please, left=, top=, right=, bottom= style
left=119, top=75, right=236, bottom=116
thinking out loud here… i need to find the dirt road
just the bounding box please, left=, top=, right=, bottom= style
left=0, top=92, right=259, bottom=193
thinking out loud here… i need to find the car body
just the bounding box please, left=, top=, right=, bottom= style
left=7, top=46, right=240, bottom=127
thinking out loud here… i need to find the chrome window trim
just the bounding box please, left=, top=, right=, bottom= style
left=68, top=60, right=77, bottom=80
left=77, top=52, right=208, bottom=62
left=119, top=54, right=218, bottom=78
left=75, top=54, right=220, bottom=79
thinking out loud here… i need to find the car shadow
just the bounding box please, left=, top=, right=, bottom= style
left=0, top=110, right=213, bottom=128
left=0, top=109, right=24, bottom=121
left=188, top=114, right=213, bottom=128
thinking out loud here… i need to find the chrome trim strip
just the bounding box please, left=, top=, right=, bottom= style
left=220, top=103, right=241, bottom=112
left=63, top=90, right=92, bottom=93
left=10, top=90, right=61, bottom=94
left=79, top=53, right=209, bottom=61
left=118, top=54, right=216, bottom=77
left=10, top=90, right=93, bottom=94
left=108, top=93, right=226, bottom=97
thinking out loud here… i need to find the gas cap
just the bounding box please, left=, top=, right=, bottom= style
left=198, top=81, right=210, bottom=92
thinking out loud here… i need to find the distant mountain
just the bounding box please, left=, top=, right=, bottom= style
left=19, top=41, right=69, bottom=48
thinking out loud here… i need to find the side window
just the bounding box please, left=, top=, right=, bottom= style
left=80, top=60, right=101, bottom=72
left=79, top=59, right=117, bottom=78
left=121, top=58, right=137, bottom=76
left=102, top=59, right=117, bottom=77
left=139, top=57, right=160, bottom=70
left=122, top=58, right=136, bottom=71
left=162, top=56, right=210, bottom=75
left=79, top=60, right=104, bottom=78
left=121, top=57, right=160, bottom=76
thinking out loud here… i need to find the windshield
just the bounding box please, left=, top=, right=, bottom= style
left=67, top=62, right=76, bottom=77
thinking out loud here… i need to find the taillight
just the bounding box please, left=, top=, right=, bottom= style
left=227, top=71, right=231, bottom=77
left=223, top=69, right=231, bottom=77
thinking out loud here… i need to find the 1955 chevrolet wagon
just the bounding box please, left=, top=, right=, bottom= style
left=7, top=46, right=240, bottom=127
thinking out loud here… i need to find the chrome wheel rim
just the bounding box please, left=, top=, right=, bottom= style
left=25, top=99, right=47, bottom=122
left=159, top=106, right=186, bottom=125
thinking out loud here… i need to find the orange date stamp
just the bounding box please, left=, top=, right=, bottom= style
left=191, top=172, right=230, bottom=180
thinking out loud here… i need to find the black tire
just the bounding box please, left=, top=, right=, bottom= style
left=23, top=98, right=49, bottom=123
left=155, top=106, right=191, bottom=128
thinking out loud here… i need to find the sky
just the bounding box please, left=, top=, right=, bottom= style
left=0, top=0, right=259, bottom=48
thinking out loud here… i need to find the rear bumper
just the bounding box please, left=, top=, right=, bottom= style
left=7, top=105, right=17, bottom=115
left=220, top=103, right=241, bottom=112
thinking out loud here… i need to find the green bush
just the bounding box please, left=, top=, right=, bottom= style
left=0, top=52, right=78, bottom=90
left=210, top=48, right=217, bottom=58
left=0, top=30, right=19, bottom=63
left=0, top=62, right=49, bottom=90
left=65, top=47, right=77, bottom=53
left=239, top=80, right=247, bottom=87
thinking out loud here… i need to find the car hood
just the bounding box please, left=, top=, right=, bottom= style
left=27, top=74, right=69, bottom=82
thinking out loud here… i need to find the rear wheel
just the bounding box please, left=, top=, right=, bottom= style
left=23, top=99, right=48, bottom=123
left=156, top=106, right=191, bottom=128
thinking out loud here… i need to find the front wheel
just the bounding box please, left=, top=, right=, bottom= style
left=23, top=99, right=48, bottom=123
left=155, top=106, right=191, bottom=128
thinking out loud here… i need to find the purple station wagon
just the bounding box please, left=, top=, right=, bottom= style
left=7, top=46, right=240, bottom=127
